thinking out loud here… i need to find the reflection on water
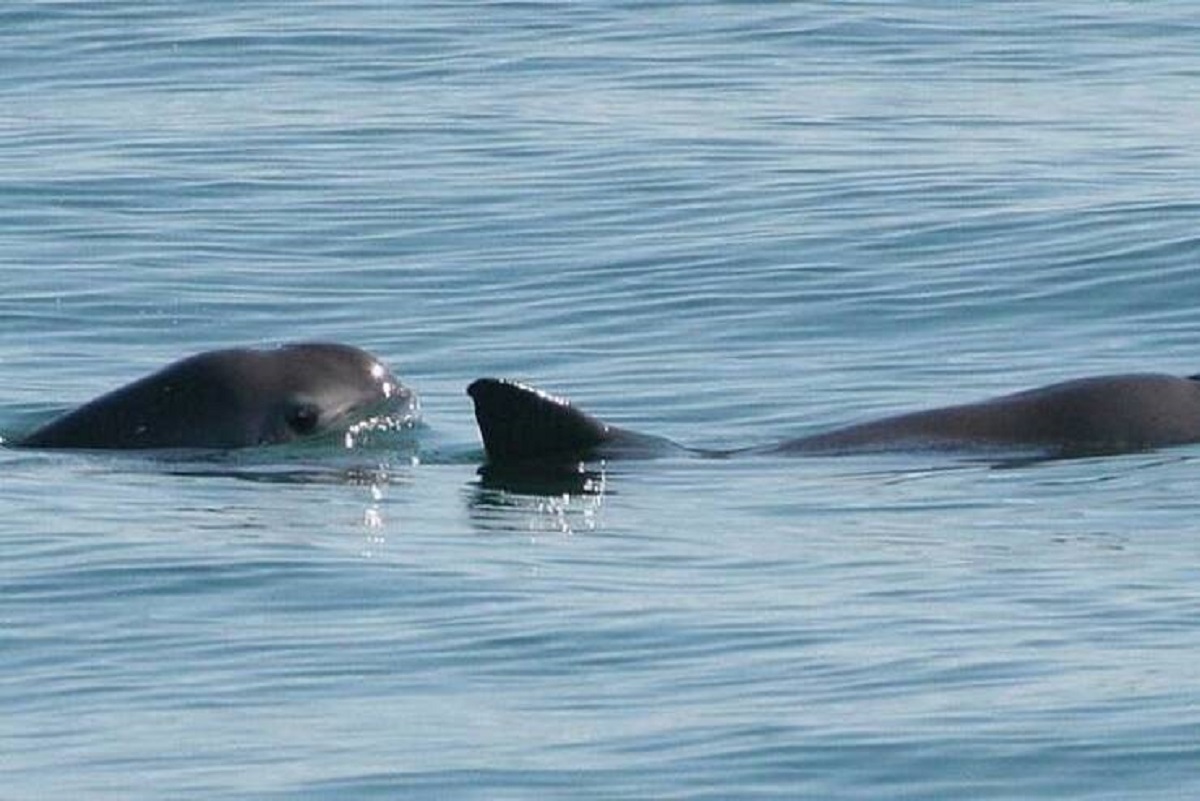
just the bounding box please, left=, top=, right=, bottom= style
left=163, top=461, right=411, bottom=487
left=474, top=460, right=609, bottom=497
left=468, top=462, right=608, bottom=536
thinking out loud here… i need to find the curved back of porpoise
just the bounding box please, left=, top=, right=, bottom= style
left=467, top=373, right=1200, bottom=463
left=19, top=353, right=267, bottom=449
left=776, top=373, right=1200, bottom=454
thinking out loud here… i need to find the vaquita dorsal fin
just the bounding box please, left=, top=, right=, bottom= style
left=467, top=378, right=612, bottom=462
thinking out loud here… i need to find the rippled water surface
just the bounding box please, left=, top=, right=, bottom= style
left=5, top=3, right=1200, bottom=798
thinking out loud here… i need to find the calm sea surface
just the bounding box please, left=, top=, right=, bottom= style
left=4, top=2, right=1200, bottom=798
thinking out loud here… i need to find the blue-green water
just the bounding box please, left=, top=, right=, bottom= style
left=5, top=3, right=1200, bottom=798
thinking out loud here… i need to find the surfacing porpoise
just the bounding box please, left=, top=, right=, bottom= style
left=16, top=343, right=415, bottom=450
left=467, top=373, right=1200, bottom=464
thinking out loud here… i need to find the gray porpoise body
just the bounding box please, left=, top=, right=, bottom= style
left=467, top=373, right=1200, bottom=463
left=18, top=343, right=413, bottom=450
left=773, top=374, right=1200, bottom=454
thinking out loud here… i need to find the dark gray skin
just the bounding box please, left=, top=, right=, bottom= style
left=17, top=343, right=414, bottom=450
left=467, top=373, right=1200, bottom=464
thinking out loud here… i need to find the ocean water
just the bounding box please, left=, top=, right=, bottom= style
left=4, top=2, right=1200, bottom=798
